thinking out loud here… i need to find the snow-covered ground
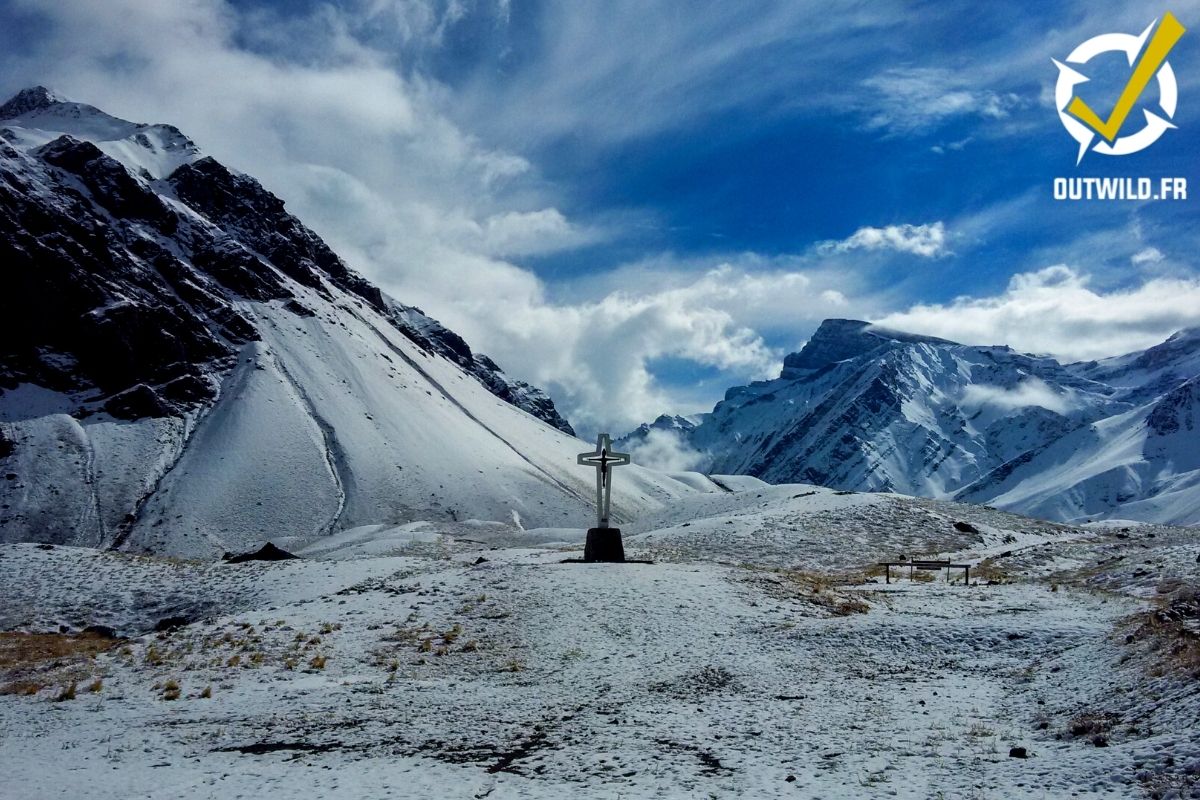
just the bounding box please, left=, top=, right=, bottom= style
left=2, top=486, right=1199, bottom=799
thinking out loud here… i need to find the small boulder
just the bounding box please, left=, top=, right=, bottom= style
left=953, top=521, right=980, bottom=534
left=283, top=299, right=316, bottom=318
left=82, top=624, right=119, bottom=639
left=1009, top=746, right=1028, bottom=759
left=103, top=384, right=172, bottom=419
left=222, top=542, right=299, bottom=563
left=154, top=616, right=191, bottom=632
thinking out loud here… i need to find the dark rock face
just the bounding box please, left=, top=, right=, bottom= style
left=0, top=137, right=235, bottom=410
left=38, top=136, right=177, bottom=232
left=1146, top=377, right=1198, bottom=438
left=0, top=88, right=573, bottom=434
left=0, top=86, right=61, bottom=118
left=170, top=157, right=386, bottom=311
left=389, top=305, right=576, bottom=435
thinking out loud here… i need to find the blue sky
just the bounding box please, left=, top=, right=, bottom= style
left=2, top=0, right=1199, bottom=434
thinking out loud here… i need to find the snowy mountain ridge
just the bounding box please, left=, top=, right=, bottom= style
left=630, top=319, right=1200, bottom=526
left=0, top=87, right=711, bottom=557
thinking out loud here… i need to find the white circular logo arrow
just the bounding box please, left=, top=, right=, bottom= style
left=1053, top=16, right=1180, bottom=165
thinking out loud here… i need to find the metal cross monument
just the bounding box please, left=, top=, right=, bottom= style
left=577, top=433, right=630, bottom=561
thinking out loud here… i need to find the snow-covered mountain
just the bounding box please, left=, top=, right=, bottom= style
left=650, top=319, right=1200, bottom=525
left=0, top=87, right=710, bottom=557
left=615, top=414, right=704, bottom=450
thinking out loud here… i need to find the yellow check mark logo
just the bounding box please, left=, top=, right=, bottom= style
left=1068, top=11, right=1187, bottom=143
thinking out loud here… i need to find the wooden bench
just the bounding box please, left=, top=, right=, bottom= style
left=878, top=559, right=970, bottom=585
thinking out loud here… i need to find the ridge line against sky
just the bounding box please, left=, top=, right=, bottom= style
left=1, top=0, right=1198, bottom=434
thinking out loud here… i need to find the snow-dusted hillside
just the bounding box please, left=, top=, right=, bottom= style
left=656, top=319, right=1200, bottom=526
left=959, top=375, right=1200, bottom=525
left=0, top=87, right=710, bottom=557
left=3, top=486, right=1198, bottom=799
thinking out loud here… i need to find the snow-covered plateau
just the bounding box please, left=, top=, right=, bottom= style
left=3, top=486, right=1200, bottom=798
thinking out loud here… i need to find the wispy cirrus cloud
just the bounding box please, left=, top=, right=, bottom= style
left=857, top=67, right=1025, bottom=136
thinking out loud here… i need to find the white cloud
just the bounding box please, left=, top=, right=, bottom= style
left=0, top=0, right=888, bottom=434
left=5, top=0, right=1195, bottom=437
left=877, top=266, right=1200, bottom=362
left=961, top=378, right=1070, bottom=415
left=819, top=222, right=948, bottom=258
left=1131, top=247, right=1165, bottom=266
left=477, top=209, right=598, bottom=257
left=626, top=428, right=707, bottom=473
left=931, top=136, right=973, bottom=154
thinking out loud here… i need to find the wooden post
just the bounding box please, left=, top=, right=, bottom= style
left=885, top=564, right=890, bottom=584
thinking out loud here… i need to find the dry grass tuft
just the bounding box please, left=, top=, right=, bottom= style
left=0, top=632, right=119, bottom=696
left=972, top=558, right=1012, bottom=584
left=775, top=569, right=871, bottom=616
left=1067, top=710, right=1117, bottom=745
left=0, top=631, right=119, bottom=671
left=1123, top=589, right=1200, bottom=677
left=309, top=654, right=327, bottom=670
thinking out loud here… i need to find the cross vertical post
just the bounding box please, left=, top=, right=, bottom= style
left=577, top=433, right=630, bottom=562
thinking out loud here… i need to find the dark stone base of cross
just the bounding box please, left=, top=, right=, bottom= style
left=584, top=527, right=625, bottom=563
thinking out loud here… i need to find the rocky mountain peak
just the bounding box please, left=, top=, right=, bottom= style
left=781, top=318, right=956, bottom=377
left=0, top=86, right=68, bottom=119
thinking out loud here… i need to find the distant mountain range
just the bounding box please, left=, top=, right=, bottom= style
left=0, top=87, right=712, bottom=557
left=622, top=319, right=1200, bottom=526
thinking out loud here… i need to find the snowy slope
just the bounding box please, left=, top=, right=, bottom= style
left=3, top=489, right=1197, bottom=799
left=0, top=86, right=203, bottom=180
left=958, top=376, right=1200, bottom=526
left=665, top=319, right=1199, bottom=525
left=1068, top=327, right=1200, bottom=405
left=0, top=87, right=704, bottom=556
